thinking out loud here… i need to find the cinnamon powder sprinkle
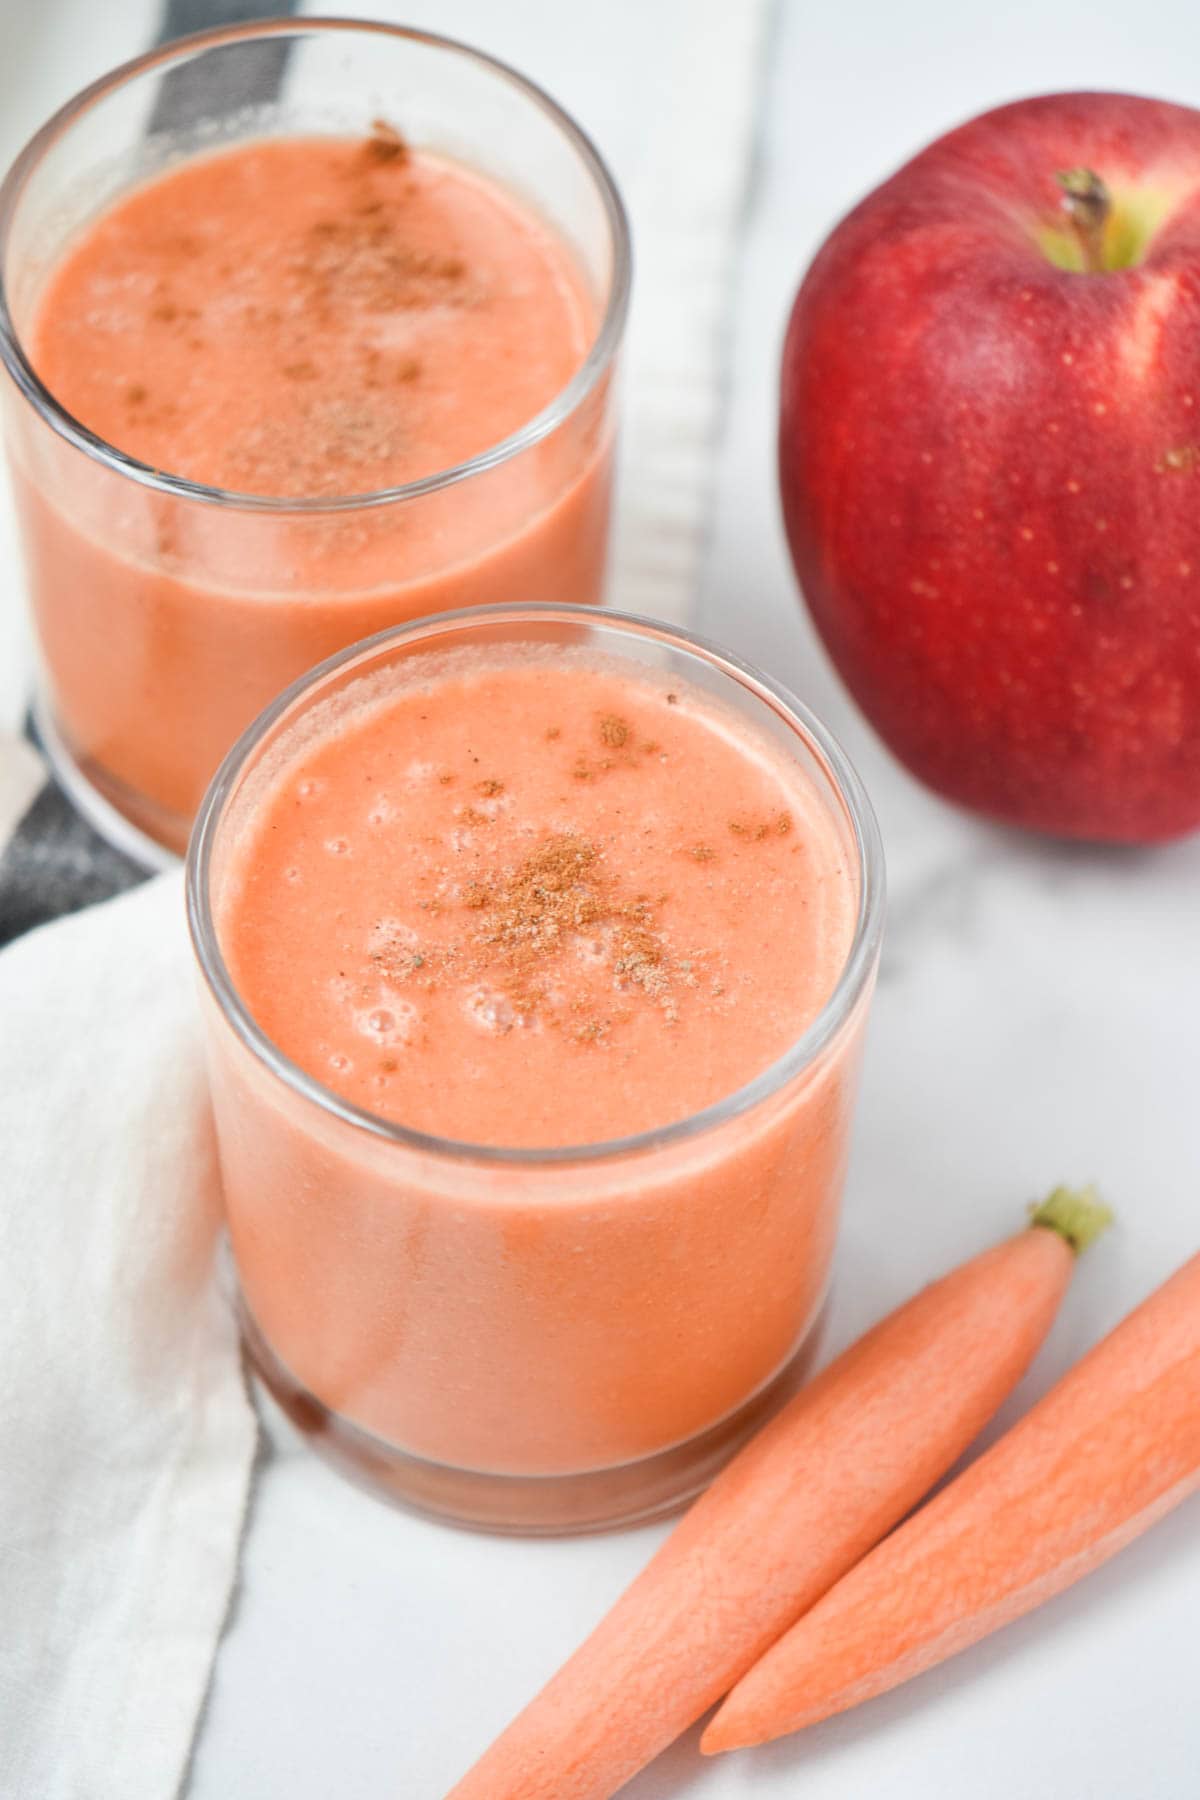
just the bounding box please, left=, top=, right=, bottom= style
left=476, top=778, right=505, bottom=797
left=598, top=714, right=630, bottom=748
left=363, top=120, right=410, bottom=165
left=369, top=939, right=426, bottom=980
left=457, top=834, right=683, bottom=1030
left=729, top=813, right=793, bottom=840
left=294, top=211, right=471, bottom=324
left=471, top=835, right=603, bottom=960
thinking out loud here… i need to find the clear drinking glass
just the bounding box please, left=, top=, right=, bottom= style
left=0, top=22, right=629, bottom=862
left=187, top=604, right=885, bottom=1533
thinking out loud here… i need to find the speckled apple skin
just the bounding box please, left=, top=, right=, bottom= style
left=781, top=91, right=1200, bottom=843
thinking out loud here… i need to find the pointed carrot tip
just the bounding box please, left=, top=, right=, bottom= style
left=1028, top=1184, right=1113, bottom=1255
left=698, top=1720, right=731, bottom=1756
left=700, top=1707, right=760, bottom=1756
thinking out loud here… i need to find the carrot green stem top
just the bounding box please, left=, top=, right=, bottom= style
left=1029, top=1185, right=1113, bottom=1255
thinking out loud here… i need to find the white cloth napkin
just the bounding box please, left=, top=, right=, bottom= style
left=0, top=871, right=256, bottom=1800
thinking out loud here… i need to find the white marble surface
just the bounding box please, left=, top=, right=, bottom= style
left=3, top=0, right=1200, bottom=1796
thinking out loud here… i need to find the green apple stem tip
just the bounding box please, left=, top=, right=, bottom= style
left=1028, top=1184, right=1114, bottom=1255
left=1057, top=167, right=1112, bottom=272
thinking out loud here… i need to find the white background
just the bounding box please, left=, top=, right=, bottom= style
left=2, top=2, right=1199, bottom=1797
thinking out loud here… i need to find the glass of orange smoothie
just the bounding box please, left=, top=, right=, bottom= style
left=187, top=604, right=884, bottom=1532
left=0, top=22, right=628, bottom=861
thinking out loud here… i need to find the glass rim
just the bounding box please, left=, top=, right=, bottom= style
left=0, top=15, right=631, bottom=516
left=186, top=601, right=886, bottom=1168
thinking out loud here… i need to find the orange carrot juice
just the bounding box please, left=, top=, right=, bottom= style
left=0, top=25, right=626, bottom=856
left=190, top=608, right=883, bottom=1530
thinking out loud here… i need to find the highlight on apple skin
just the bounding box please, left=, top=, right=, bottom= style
left=780, top=91, right=1200, bottom=844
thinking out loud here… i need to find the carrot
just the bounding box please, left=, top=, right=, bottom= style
left=704, top=1245, right=1200, bottom=1756
left=446, top=1188, right=1111, bottom=1800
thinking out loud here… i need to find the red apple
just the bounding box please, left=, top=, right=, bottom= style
left=781, top=92, right=1200, bottom=842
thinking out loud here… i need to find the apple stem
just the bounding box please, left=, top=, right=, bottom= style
left=1057, top=168, right=1112, bottom=273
